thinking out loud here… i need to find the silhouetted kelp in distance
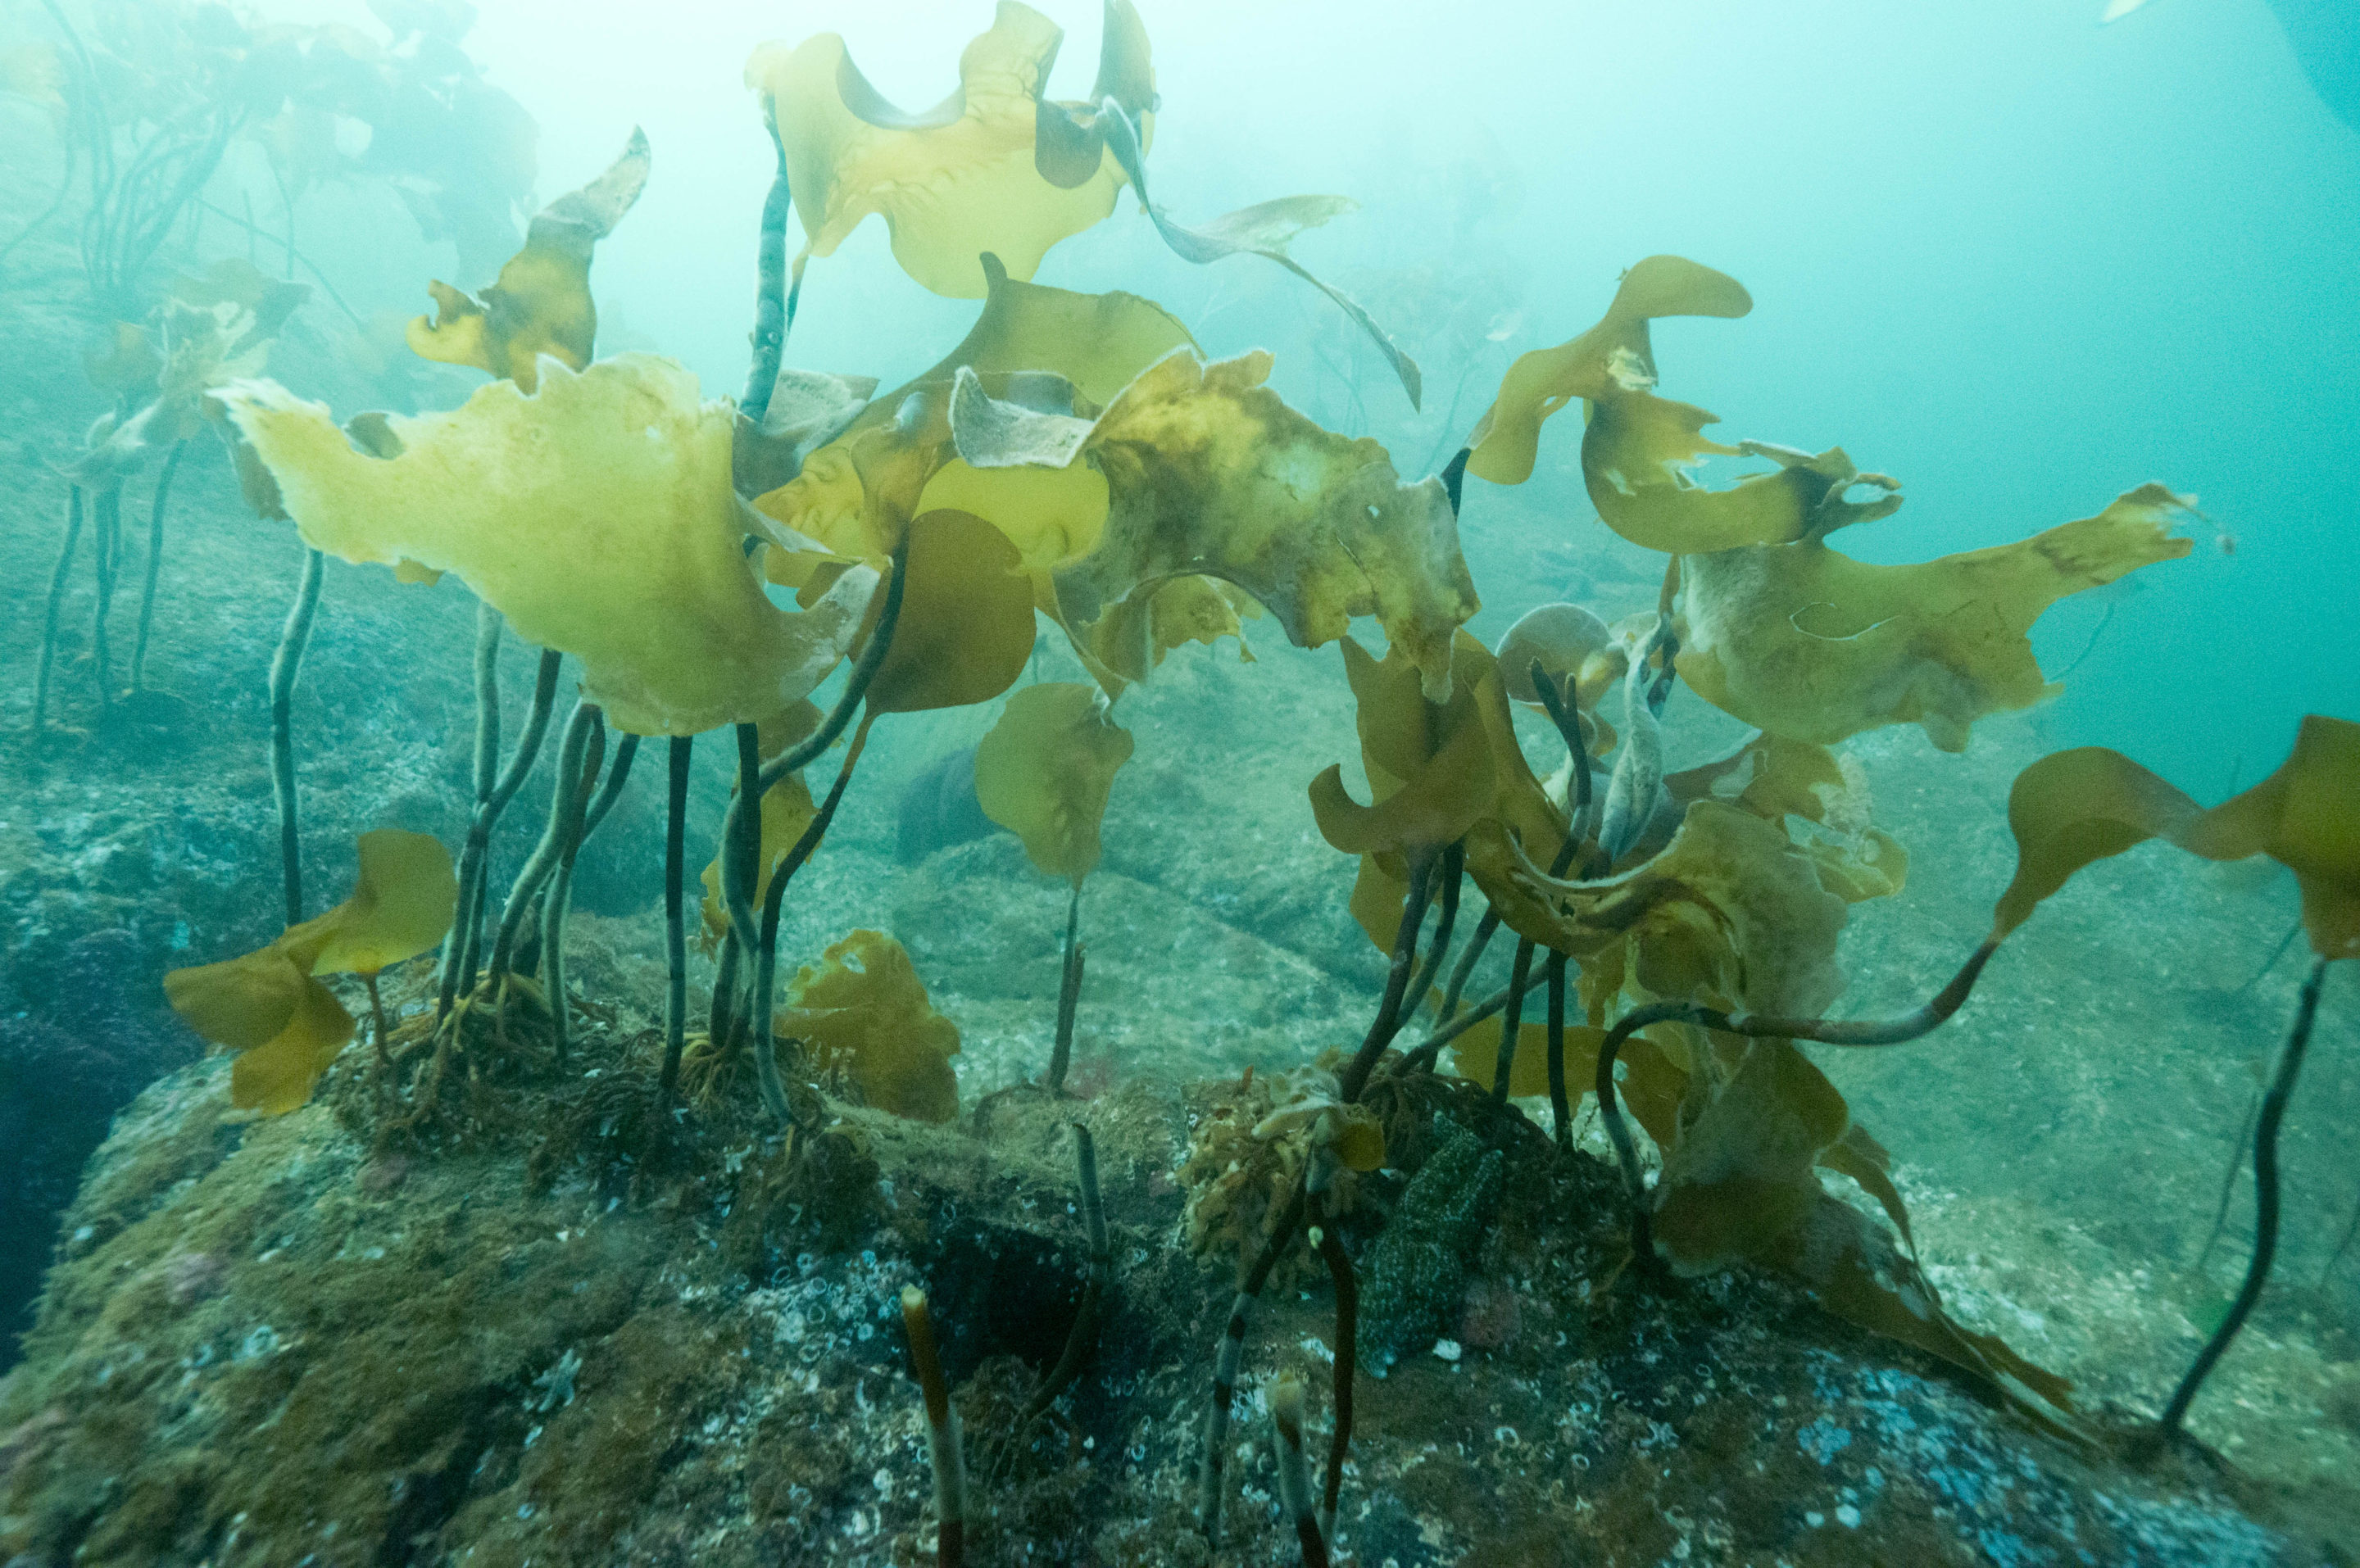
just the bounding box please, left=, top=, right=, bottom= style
left=2, top=1, right=537, bottom=313
left=117, top=1, right=2353, bottom=1561
left=30, top=264, right=307, bottom=741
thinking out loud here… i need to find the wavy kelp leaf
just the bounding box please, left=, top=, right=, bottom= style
left=974, top=682, right=1134, bottom=883
left=80, top=292, right=298, bottom=483
left=1311, top=634, right=1502, bottom=859
left=219, top=355, right=875, bottom=736
left=1615, top=802, right=1848, bottom=1017
left=1676, top=483, right=2194, bottom=752
left=1667, top=732, right=1849, bottom=827
left=865, top=508, right=1038, bottom=714
left=1818, top=1124, right=1915, bottom=1254
left=760, top=257, right=1193, bottom=564
left=171, top=259, right=312, bottom=357
left=778, top=930, right=961, bottom=1122
left=1778, top=1195, right=2079, bottom=1425
left=164, top=830, right=456, bottom=1114
left=1096, top=102, right=1419, bottom=407
left=748, top=2, right=1150, bottom=298
left=700, top=772, right=820, bottom=949
left=1994, top=716, right=2360, bottom=957
left=1311, top=716, right=1494, bottom=857
left=1467, top=256, right=1752, bottom=486
left=1014, top=351, right=1476, bottom=700
left=1325, top=632, right=1573, bottom=954
left=306, top=828, right=461, bottom=975
left=406, top=127, right=649, bottom=391
left=1146, top=575, right=1257, bottom=658
left=1449, top=1015, right=1610, bottom=1099
left=1032, top=0, right=1156, bottom=186
left=1583, top=391, right=1903, bottom=554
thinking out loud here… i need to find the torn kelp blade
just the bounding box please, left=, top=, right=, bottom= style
left=1097, top=100, right=1422, bottom=410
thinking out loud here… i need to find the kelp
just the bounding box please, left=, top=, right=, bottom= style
left=699, top=773, right=820, bottom=949
left=761, top=259, right=1473, bottom=699
left=1995, top=714, right=2360, bottom=958
left=747, top=2, right=1154, bottom=299
left=1091, top=93, right=1420, bottom=406
left=974, top=682, right=1135, bottom=883
left=777, top=929, right=962, bottom=1122
left=164, top=830, right=456, bottom=1113
left=954, top=349, right=1477, bottom=698
left=1582, top=395, right=1903, bottom=555
left=1650, top=1036, right=2076, bottom=1418
left=1475, top=259, right=2190, bottom=755
left=218, top=354, right=878, bottom=736
left=862, top=508, right=1039, bottom=716
left=757, top=256, right=1194, bottom=565
left=406, top=128, right=650, bottom=390
left=1465, top=255, right=1751, bottom=486
left=1676, top=483, right=2196, bottom=751
left=1316, top=610, right=2048, bottom=1415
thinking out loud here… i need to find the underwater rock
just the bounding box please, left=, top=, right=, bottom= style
left=1357, top=1115, right=1506, bottom=1373
left=890, top=833, right=1365, bottom=1089
left=0, top=931, right=193, bottom=1368
left=0, top=1046, right=2323, bottom=1566
left=894, top=743, right=1001, bottom=864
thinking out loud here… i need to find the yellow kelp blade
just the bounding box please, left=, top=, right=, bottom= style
left=406, top=127, right=650, bottom=390
left=165, top=944, right=332, bottom=1058
left=218, top=356, right=875, bottom=736
left=700, top=773, right=820, bottom=947
left=779, top=930, right=962, bottom=1122
left=1654, top=1037, right=1849, bottom=1275
left=300, top=828, right=458, bottom=976
left=1466, top=256, right=1751, bottom=486
left=226, top=973, right=357, bottom=1117
left=2184, top=716, right=2360, bottom=958
left=1994, top=715, right=2360, bottom=958
left=1068, top=573, right=1259, bottom=684
left=962, top=350, right=1477, bottom=701
left=1676, top=483, right=2194, bottom=751
left=748, top=3, right=1150, bottom=298
left=864, top=508, right=1039, bottom=715
left=1449, top=1015, right=1607, bottom=1099
left=164, top=830, right=454, bottom=1115
left=974, top=682, right=1135, bottom=883
left=758, top=256, right=1193, bottom=564
left=1032, top=0, right=1156, bottom=187
left=1582, top=391, right=1903, bottom=555
left=1092, top=103, right=1420, bottom=408
left=1309, top=637, right=1498, bottom=858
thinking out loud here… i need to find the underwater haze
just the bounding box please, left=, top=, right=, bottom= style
left=271, top=0, right=2360, bottom=789
left=2, top=0, right=2358, bottom=1564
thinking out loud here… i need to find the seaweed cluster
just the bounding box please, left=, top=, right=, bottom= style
left=5, top=0, right=2353, bottom=1563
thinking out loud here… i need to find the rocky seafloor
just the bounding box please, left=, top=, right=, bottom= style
left=7, top=103, right=2360, bottom=1568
